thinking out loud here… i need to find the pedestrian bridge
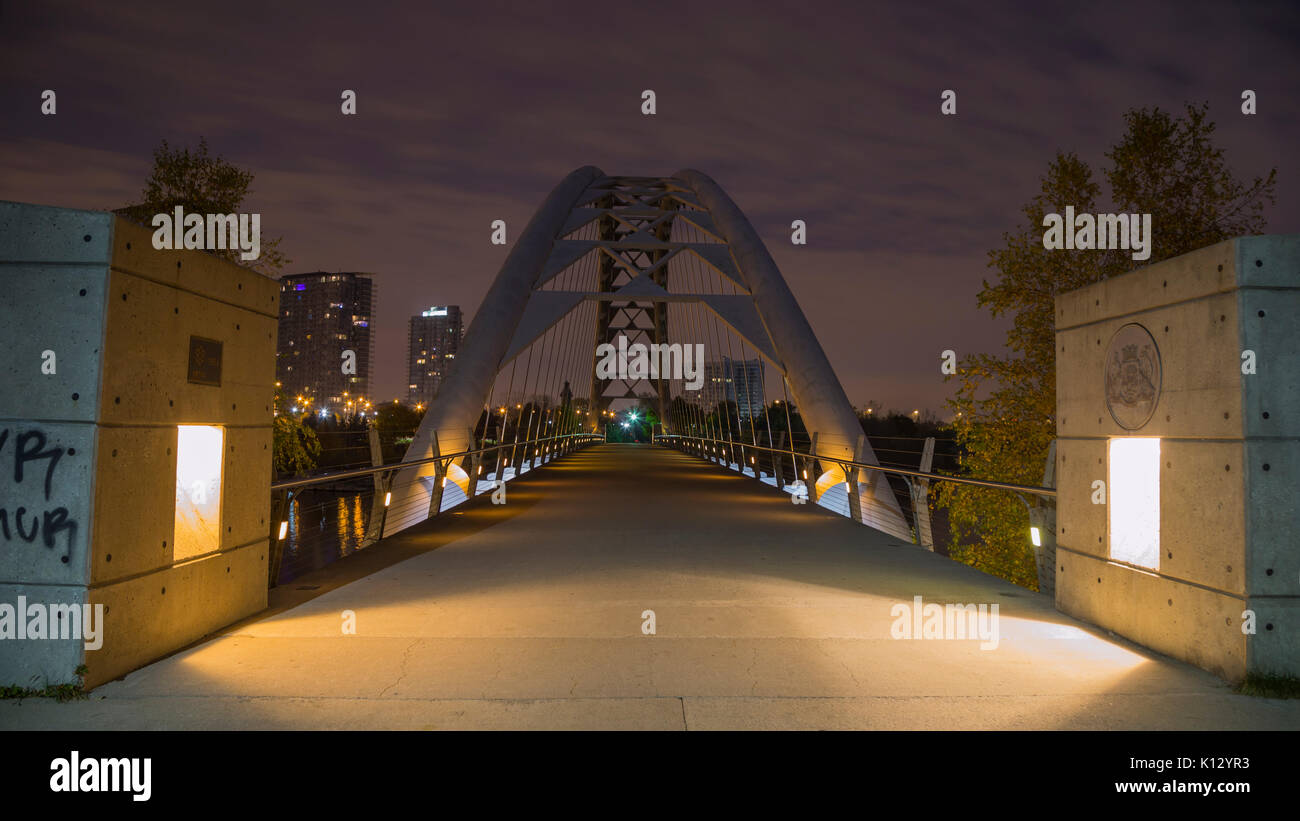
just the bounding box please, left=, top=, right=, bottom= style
left=5, top=444, right=1294, bottom=730
left=1, top=171, right=1295, bottom=716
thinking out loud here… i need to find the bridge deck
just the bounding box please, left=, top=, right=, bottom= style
left=5, top=444, right=1298, bottom=730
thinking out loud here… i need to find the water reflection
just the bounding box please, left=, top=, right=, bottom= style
left=278, top=486, right=374, bottom=585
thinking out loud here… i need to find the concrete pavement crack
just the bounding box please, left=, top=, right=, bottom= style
left=817, top=640, right=861, bottom=688
left=378, top=639, right=419, bottom=698
left=747, top=644, right=758, bottom=695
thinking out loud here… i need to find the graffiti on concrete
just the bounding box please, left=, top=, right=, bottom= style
left=0, top=428, right=79, bottom=560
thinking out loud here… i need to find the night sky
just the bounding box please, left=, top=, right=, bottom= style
left=2, top=1, right=1296, bottom=412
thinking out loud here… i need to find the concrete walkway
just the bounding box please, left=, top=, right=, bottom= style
left=4, top=444, right=1298, bottom=730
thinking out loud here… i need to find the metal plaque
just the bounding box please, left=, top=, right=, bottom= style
left=187, top=336, right=223, bottom=387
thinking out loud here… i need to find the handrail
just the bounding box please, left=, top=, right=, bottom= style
left=655, top=433, right=1056, bottom=498
left=271, top=432, right=603, bottom=492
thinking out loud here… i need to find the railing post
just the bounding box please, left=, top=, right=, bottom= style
left=467, top=426, right=483, bottom=498
left=508, top=408, right=525, bottom=477
left=367, top=425, right=384, bottom=486
left=361, top=425, right=387, bottom=548
left=912, top=436, right=936, bottom=550
left=844, top=434, right=865, bottom=524
left=771, top=430, right=787, bottom=490
left=427, top=430, right=448, bottom=518
left=529, top=412, right=541, bottom=470
left=268, top=488, right=291, bottom=588
left=803, top=431, right=819, bottom=499
left=1030, top=440, right=1058, bottom=597
left=371, top=470, right=394, bottom=542
left=493, top=432, right=507, bottom=483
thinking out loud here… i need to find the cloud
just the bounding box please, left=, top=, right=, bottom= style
left=0, top=0, right=1295, bottom=408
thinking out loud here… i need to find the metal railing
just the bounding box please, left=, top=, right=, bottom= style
left=266, top=427, right=1057, bottom=591
left=267, top=431, right=603, bottom=587
left=653, top=432, right=1055, bottom=552
left=654, top=433, right=1055, bottom=493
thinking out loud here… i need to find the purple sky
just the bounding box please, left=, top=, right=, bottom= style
left=2, top=0, right=1296, bottom=412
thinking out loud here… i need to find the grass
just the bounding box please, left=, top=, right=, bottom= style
left=0, top=664, right=89, bottom=702
left=1235, top=671, right=1300, bottom=700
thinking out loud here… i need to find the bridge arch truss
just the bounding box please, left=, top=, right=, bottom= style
left=385, top=167, right=911, bottom=540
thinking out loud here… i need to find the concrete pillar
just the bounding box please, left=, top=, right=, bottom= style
left=0, top=201, right=277, bottom=689
left=1054, top=235, right=1299, bottom=682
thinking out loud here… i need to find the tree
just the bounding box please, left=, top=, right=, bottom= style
left=116, top=137, right=290, bottom=276
left=273, top=414, right=322, bottom=475
left=373, top=402, right=426, bottom=437
left=938, top=102, right=1276, bottom=590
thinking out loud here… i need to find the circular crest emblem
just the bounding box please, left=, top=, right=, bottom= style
left=1104, top=323, right=1161, bottom=430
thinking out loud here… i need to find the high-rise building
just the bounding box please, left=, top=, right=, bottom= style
left=276, top=272, right=375, bottom=411
left=701, top=357, right=764, bottom=418
left=407, top=305, right=464, bottom=404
